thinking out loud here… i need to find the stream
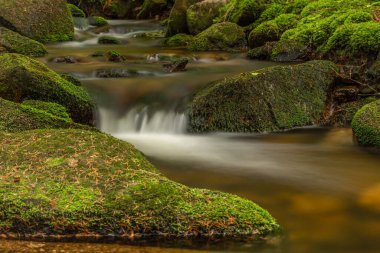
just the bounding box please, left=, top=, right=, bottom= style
left=2, top=19, right=380, bottom=253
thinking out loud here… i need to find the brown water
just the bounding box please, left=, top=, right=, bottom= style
left=2, top=19, right=380, bottom=253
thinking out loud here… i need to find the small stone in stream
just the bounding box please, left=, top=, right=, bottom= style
left=163, top=58, right=189, bottom=73
left=105, top=51, right=126, bottom=62
left=96, top=69, right=139, bottom=78
left=333, top=86, right=359, bottom=103
left=91, top=51, right=104, bottom=57
left=52, top=56, right=77, bottom=64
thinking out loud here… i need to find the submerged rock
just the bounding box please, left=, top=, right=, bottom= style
left=0, top=53, right=94, bottom=125
left=52, top=56, right=78, bottom=64
left=352, top=99, right=380, bottom=148
left=189, top=61, right=337, bottom=133
left=98, top=36, right=122, bottom=44
left=96, top=69, right=139, bottom=78
left=163, top=58, right=189, bottom=73
left=0, top=129, right=280, bottom=240
left=0, top=0, right=74, bottom=42
left=0, top=27, right=47, bottom=57
left=189, top=22, right=247, bottom=51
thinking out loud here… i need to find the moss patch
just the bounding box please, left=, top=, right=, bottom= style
left=165, top=33, right=194, bottom=47
left=0, top=28, right=47, bottom=57
left=0, top=98, right=90, bottom=132
left=0, top=129, right=280, bottom=239
left=352, top=99, right=380, bottom=148
left=0, top=53, right=94, bottom=125
left=188, top=61, right=337, bottom=133
left=189, top=22, right=246, bottom=52
left=68, top=4, right=86, bottom=18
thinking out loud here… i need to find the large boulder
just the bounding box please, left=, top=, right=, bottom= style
left=352, top=99, right=380, bottom=148
left=137, top=0, right=170, bottom=19
left=0, top=129, right=280, bottom=240
left=0, top=53, right=94, bottom=125
left=166, top=0, right=202, bottom=36
left=187, top=0, right=228, bottom=35
left=0, top=98, right=90, bottom=132
left=188, top=61, right=337, bottom=133
left=188, top=22, right=247, bottom=51
left=0, top=0, right=74, bottom=42
left=0, top=27, right=47, bottom=57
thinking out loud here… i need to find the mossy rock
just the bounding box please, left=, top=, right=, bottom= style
left=60, top=74, right=82, bottom=87
left=166, top=0, right=202, bottom=36
left=98, top=36, right=122, bottom=44
left=189, top=22, right=247, bottom=51
left=188, top=61, right=337, bottom=133
left=0, top=27, right=47, bottom=57
left=67, top=3, right=86, bottom=18
left=0, top=98, right=90, bottom=132
left=186, top=0, right=227, bottom=35
left=352, top=99, right=380, bottom=148
left=248, top=14, right=299, bottom=48
left=0, top=129, right=280, bottom=240
left=0, top=0, right=74, bottom=42
left=0, top=53, right=94, bottom=125
left=165, top=33, right=194, bottom=46
left=217, top=0, right=266, bottom=26
left=89, top=16, right=109, bottom=27
left=247, top=42, right=276, bottom=60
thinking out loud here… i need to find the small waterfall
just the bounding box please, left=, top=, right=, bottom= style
left=98, top=106, right=188, bottom=134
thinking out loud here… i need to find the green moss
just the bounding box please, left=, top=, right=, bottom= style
left=22, top=100, right=72, bottom=121
left=137, top=0, right=168, bottom=19
left=0, top=53, right=94, bottom=125
left=166, top=0, right=201, bottom=36
left=0, top=28, right=47, bottom=57
left=0, top=98, right=90, bottom=132
left=89, top=16, right=109, bottom=26
left=67, top=3, right=86, bottom=17
left=189, top=22, right=247, bottom=52
left=248, top=14, right=299, bottom=48
left=352, top=99, right=380, bottom=148
left=60, top=74, right=82, bottom=87
left=188, top=61, right=337, bottom=133
left=98, top=36, right=122, bottom=44
left=0, top=129, right=280, bottom=239
left=217, top=0, right=266, bottom=26
left=165, top=33, right=194, bottom=46
left=0, top=0, right=74, bottom=43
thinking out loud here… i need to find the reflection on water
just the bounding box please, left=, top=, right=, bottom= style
left=9, top=19, right=380, bottom=253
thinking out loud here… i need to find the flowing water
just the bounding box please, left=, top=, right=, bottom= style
left=2, top=19, right=380, bottom=253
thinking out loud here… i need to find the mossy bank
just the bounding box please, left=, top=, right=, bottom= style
left=0, top=129, right=280, bottom=240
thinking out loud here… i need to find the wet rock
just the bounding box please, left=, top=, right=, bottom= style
left=333, top=86, right=359, bottom=103
left=247, top=42, right=276, bottom=60
left=163, top=58, right=189, bottom=73
left=272, top=41, right=308, bottom=62
left=98, top=36, right=122, bottom=45
left=52, top=56, right=78, bottom=64
left=105, top=51, right=126, bottom=62
left=359, top=183, right=380, bottom=213
left=96, top=69, right=139, bottom=78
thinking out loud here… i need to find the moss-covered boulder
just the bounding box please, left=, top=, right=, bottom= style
left=189, top=22, right=246, bottom=51
left=68, top=3, right=86, bottom=18
left=0, top=53, right=94, bottom=125
left=137, top=0, right=170, bottom=19
left=188, top=61, right=337, bottom=133
left=248, top=14, right=299, bottom=48
left=89, top=16, right=109, bottom=27
left=166, top=0, right=202, bottom=36
left=352, top=99, right=380, bottom=148
left=0, top=0, right=74, bottom=42
left=0, top=27, right=47, bottom=57
left=0, top=129, right=280, bottom=240
left=0, top=98, right=90, bottom=132
left=217, top=0, right=266, bottom=26
left=187, top=0, right=228, bottom=35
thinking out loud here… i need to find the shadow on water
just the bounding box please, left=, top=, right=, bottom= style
left=8, top=19, right=379, bottom=253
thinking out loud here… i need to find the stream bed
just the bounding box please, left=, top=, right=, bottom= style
left=2, top=19, right=380, bottom=253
